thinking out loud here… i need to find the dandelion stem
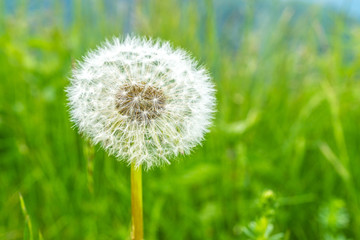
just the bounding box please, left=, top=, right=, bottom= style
left=131, top=162, right=143, bottom=240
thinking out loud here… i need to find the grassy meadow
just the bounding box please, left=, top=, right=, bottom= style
left=1, top=0, right=360, bottom=239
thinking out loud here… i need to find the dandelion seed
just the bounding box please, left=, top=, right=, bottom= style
left=67, top=36, right=216, bottom=169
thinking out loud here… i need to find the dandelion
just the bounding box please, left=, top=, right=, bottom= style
left=67, top=36, right=215, bottom=240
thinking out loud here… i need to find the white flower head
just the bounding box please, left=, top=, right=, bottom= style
left=67, top=36, right=216, bottom=169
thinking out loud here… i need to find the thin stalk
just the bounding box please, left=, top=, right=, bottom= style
left=131, top=163, right=143, bottom=240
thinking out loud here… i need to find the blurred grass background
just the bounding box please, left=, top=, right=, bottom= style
left=1, top=0, right=360, bottom=239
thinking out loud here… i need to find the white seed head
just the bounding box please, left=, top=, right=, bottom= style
left=67, top=36, right=216, bottom=169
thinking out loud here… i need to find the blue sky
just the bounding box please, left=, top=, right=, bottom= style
left=284, top=0, right=360, bottom=18
left=4, top=0, right=360, bottom=20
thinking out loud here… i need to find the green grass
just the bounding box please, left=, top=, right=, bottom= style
left=1, top=0, right=360, bottom=239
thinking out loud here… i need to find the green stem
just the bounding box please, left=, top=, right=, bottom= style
left=131, top=163, right=143, bottom=240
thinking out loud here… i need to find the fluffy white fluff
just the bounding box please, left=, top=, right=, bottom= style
left=67, top=36, right=215, bottom=169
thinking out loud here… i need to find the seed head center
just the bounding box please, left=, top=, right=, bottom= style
left=115, top=83, right=166, bottom=122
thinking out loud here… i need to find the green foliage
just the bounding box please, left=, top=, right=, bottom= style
left=1, top=0, right=360, bottom=239
left=19, top=193, right=33, bottom=240
left=241, top=190, right=284, bottom=240
left=242, top=217, right=284, bottom=240
left=319, top=199, right=351, bottom=240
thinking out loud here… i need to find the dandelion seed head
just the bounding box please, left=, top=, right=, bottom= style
left=115, top=83, right=166, bottom=123
left=67, top=36, right=216, bottom=169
